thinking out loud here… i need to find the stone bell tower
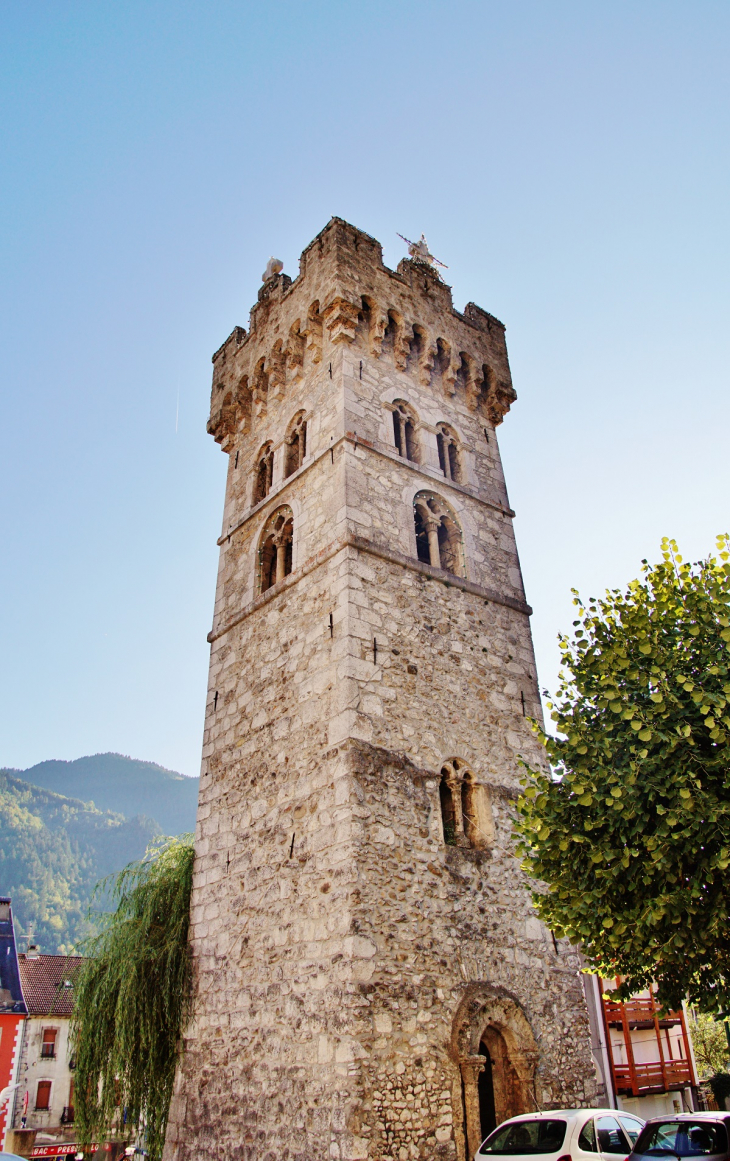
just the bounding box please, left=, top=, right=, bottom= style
left=163, top=219, right=596, bottom=1161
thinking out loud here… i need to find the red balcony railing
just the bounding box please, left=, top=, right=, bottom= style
left=613, top=1059, right=693, bottom=1095
left=600, top=978, right=696, bottom=1099
left=603, top=995, right=683, bottom=1027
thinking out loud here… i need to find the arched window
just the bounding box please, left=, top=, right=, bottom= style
left=253, top=442, right=274, bottom=505
left=259, top=507, right=293, bottom=593
left=392, top=400, right=419, bottom=462
left=284, top=412, right=307, bottom=478
left=413, top=491, right=465, bottom=577
left=439, top=759, right=490, bottom=849
left=436, top=423, right=463, bottom=484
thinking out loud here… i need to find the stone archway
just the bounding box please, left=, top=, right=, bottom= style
left=451, top=985, right=540, bottom=1161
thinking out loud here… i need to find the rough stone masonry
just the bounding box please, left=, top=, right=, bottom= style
left=162, top=218, right=597, bottom=1161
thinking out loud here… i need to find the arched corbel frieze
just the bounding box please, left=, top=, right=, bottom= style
left=370, top=304, right=388, bottom=356
left=484, top=367, right=517, bottom=426
left=323, top=296, right=360, bottom=345
left=207, top=374, right=251, bottom=449
left=443, top=350, right=458, bottom=398
left=268, top=340, right=286, bottom=400
left=252, top=357, right=269, bottom=419
left=384, top=310, right=411, bottom=371
left=304, top=301, right=323, bottom=364
left=286, top=320, right=306, bottom=381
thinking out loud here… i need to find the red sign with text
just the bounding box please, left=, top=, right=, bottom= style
left=30, top=1145, right=99, bottom=1157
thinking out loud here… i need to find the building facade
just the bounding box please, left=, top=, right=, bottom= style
left=0, top=898, right=27, bottom=1150
left=582, top=975, right=697, bottom=1118
left=11, top=951, right=81, bottom=1147
left=163, top=218, right=599, bottom=1161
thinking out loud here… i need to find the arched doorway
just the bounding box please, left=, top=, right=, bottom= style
left=452, top=986, right=539, bottom=1161
left=479, top=1026, right=525, bottom=1128
left=478, top=1041, right=496, bottom=1138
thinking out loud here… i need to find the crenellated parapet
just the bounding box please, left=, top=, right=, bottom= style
left=207, top=217, right=516, bottom=450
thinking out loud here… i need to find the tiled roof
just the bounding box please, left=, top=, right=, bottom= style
left=18, top=954, right=84, bottom=1016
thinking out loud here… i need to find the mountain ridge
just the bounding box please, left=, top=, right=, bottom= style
left=0, top=770, right=161, bottom=953
left=9, top=752, right=199, bottom=837
left=0, top=753, right=199, bottom=954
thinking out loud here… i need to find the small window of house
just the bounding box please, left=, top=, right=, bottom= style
left=36, top=1080, right=52, bottom=1110
left=41, top=1028, right=57, bottom=1059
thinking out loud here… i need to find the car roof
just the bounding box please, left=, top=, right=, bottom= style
left=499, top=1109, right=636, bottom=1121
left=643, top=1114, right=730, bottom=1122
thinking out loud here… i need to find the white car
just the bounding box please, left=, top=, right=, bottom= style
left=475, top=1108, right=646, bottom=1161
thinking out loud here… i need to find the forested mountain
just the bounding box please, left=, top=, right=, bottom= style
left=0, top=771, right=160, bottom=953
left=0, top=755, right=199, bottom=954
left=16, top=753, right=199, bottom=836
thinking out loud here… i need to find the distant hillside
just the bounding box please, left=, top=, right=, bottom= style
left=0, top=771, right=161, bottom=954
left=12, top=753, right=199, bottom=836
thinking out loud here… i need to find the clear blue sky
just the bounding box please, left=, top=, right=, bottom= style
left=1, top=1, right=728, bottom=777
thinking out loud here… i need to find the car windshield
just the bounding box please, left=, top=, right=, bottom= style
left=479, top=1119, right=568, bottom=1155
left=635, top=1122, right=728, bottom=1158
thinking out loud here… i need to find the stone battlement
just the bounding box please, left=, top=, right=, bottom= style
left=208, top=217, right=516, bottom=452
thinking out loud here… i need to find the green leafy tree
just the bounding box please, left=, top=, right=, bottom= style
left=515, top=537, right=730, bottom=1013
left=689, top=1011, right=730, bottom=1079
left=71, top=835, right=195, bottom=1161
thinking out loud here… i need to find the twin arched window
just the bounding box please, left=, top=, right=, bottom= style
left=257, top=492, right=465, bottom=596
left=440, top=759, right=488, bottom=849
left=252, top=412, right=308, bottom=507
left=390, top=401, right=464, bottom=486
left=413, top=491, right=465, bottom=577
left=259, top=507, right=293, bottom=593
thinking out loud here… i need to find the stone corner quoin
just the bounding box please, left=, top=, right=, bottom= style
left=163, top=216, right=598, bottom=1161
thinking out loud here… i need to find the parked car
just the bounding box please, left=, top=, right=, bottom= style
left=476, top=1108, right=646, bottom=1161
left=631, top=1113, right=730, bottom=1160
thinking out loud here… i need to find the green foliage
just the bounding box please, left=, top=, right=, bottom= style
left=689, top=1012, right=730, bottom=1079
left=515, top=536, right=730, bottom=1014
left=709, top=1071, right=730, bottom=1106
left=0, top=771, right=160, bottom=953
left=71, top=835, right=195, bottom=1161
